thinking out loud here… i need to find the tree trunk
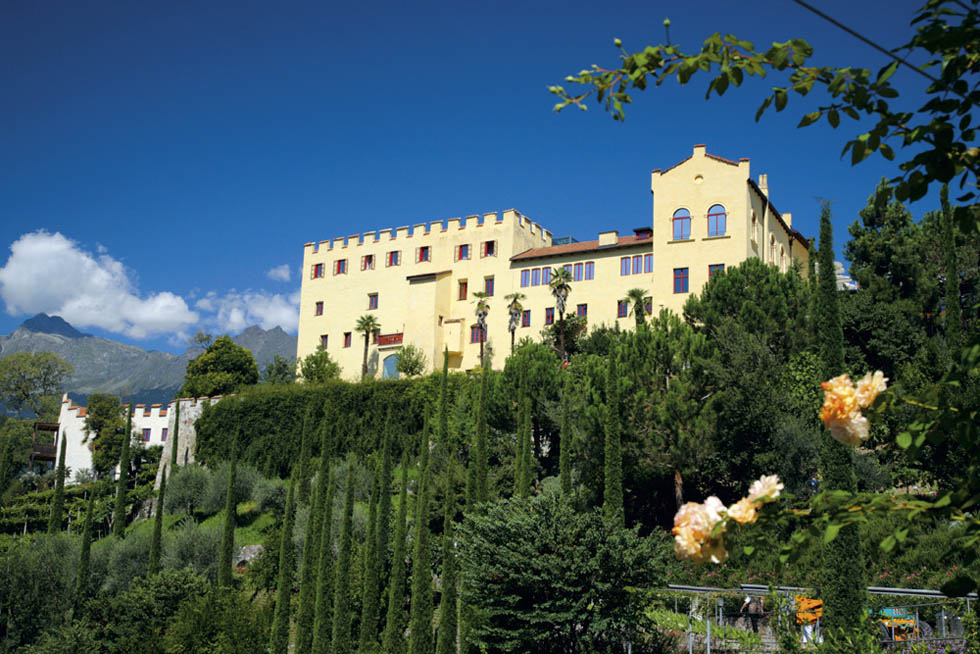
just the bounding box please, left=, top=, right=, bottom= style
left=510, top=329, right=515, bottom=354
left=674, top=468, right=684, bottom=509
left=480, top=327, right=485, bottom=366
left=362, top=336, right=369, bottom=380
left=558, top=314, right=566, bottom=361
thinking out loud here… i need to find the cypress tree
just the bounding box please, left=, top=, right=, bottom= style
left=299, top=406, right=315, bottom=505
left=73, top=487, right=96, bottom=615
left=435, top=457, right=457, bottom=654
left=515, top=388, right=533, bottom=499
left=47, top=432, right=67, bottom=533
left=603, top=348, right=624, bottom=527
left=382, top=449, right=410, bottom=654
left=375, top=420, right=394, bottom=593
left=559, top=371, right=572, bottom=497
left=474, top=360, right=489, bottom=504
left=112, top=403, right=133, bottom=538
left=311, top=460, right=337, bottom=654
left=270, top=471, right=298, bottom=654
left=941, top=184, right=964, bottom=351
left=808, top=237, right=818, bottom=343
left=330, top=466, right=356, bottom=654
left=0, top=433, right=12, bottom=506
left=358, top=475, right=381, bottom=654
left=816, top=202, right=867, bottom=636
left=218, top=442, right=238, bottom=587
left=148, top=466, right=167, bottom=576
left=170, top=401, right=181, bottom=469
left=299, top=422, right=332, bottom=654
left=408, top=436, right=434, bottom=654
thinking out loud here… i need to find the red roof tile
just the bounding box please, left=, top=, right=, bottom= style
left=511, top=235, right=650, bottom=262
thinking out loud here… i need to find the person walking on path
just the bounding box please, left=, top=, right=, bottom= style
left=741, top=595, right=765, bottom=633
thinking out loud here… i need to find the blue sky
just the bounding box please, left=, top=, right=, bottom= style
left=0, top=0, right=936, bottom=353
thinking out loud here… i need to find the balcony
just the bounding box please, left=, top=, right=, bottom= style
left=377, top=332, right=403, bottom=347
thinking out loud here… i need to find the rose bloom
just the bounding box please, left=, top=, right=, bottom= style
left=672, top=497, right=726, bottom=562
left=820, top=374, right=871, bottom=446
left=727, top=497, right=758, bottom=525
left=747, top=474, right=784, bottom=503
left=855, top=371, right=888, bottom=408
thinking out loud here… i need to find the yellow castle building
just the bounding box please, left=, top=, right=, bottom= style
left=298, top=145, right=810, bottom=378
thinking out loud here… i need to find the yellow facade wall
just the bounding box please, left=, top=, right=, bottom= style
left=298, top=146, right=810, bottom=379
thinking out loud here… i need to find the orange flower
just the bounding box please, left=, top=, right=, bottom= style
left=820, top=373, right=883, bottom=446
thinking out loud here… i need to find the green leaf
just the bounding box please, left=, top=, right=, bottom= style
left=823, top=523, right=841, bottom=544
left=876, top=61, right=899, bottom=85
left=896, top=432, right=912, bottom=449
left=880, top=534, right=897, bottom=552
left=851, top=140, right=867, bottom=165
left=743, top=545, right=755, bottom=556
left=827, top=109, right=840, bottom=128
left=940, top=574, right=977, bottom=597
left=774, top=89, right=787, bottom=112
left=798, top=111, right=821, bottom=127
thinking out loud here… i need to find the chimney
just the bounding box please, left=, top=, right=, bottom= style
left=783, top=212, right=792, bottom=228
left=694, top=143, right=706, bottom=157
left=758, top=174, right=769, bottom=198
left=598, top=230, right=619, bottom=246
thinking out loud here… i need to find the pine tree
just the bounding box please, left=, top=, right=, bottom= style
left=112, top=403, right=133, bottom=538
left=559, top=371, right=572, bottom=497
left=408, top=433, right=434, bottom=654
left=170, top=401, right=181, bottom=469
left=382, top=449, right=410, bottom=654
left=47, top=432, right=67, bottom=533
left=474, top=360, right=489, bottom=504
left=73, top=487, right=96, bottom=615
left=435, top=457, right=457, bottom=654
left=298, top=422, right=331, bottom=654
left=148, top=466, right=167, bottom=576
left=270, top=471, right=298, bottom=654
left=941, top=184, right=964, bottom=352
left=358, top=475, right=381, bottom=654
left=603, top=348, right=624, bottom=527
left=218, top=443, right=238, bottom=587
left=311, top=458, right=336, bottom=654
left=330, top=466, right=356, bottom=654
left=816, top=202, right=867, bottom=636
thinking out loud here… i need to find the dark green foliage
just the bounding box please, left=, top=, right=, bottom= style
left=435, top=458, right=458, bottom=654
left=46, top=433, right=67, bottom=534
left=372, top=421, right=394, bottom=626
left=331, top=468, right=356, bottom=654
left=297, top=424, right=331, bottom=654
left=0, top=351, right=72, bottom=418
left=265, top=354, right=297, bottom=385
left=311, top=461, right=336, bottom=654
left=603, top=347, right=624, bottom=527
left=180, top=335, right=260, bottom=398
left=459, top=494, right=667, bottom=654
left=941, top=184, right=965, bottom=351
left=0, top=429, right=13, bottom=503
left=474, top=361, right=490, bottom=505
left=193, top=380, right=426, bottom=477
left=74, top=489, right=96, bottom=613
left=169, top=401, right=180, bottom=470
left=148, top=466, right=167, bottom=577
left=817, top=201, right=867, bottom=636
left=559, top=371, right=571, bottom=497
left=299, top=407, right=315, bottom=505
left=112, top=404, right=133, bottom=538
left=382, top=450, right=410, bottom=654
left=218, top=446, right=238, bottom=587
left=85, top=394, right=126, bottom=480
left=161, top=586, right=271, bottom=654
left=358, top=479, right=381, bottom=654
left=817, top=202, right=845, bottom=378
left=300, top=349, right=341, bottom=384
left=514, top=371, right=533, bottom=499
left=409, top=446, right=434, bottom=654
left=270, top=471, right=298, bottom=654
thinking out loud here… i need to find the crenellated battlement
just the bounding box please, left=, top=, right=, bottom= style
left=304, top=208, right=551, bottom=253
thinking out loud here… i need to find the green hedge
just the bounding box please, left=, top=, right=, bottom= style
left=193, top=377, right=456, bottom=477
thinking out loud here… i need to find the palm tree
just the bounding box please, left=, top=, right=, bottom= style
left=549, top=267, right=573, bottom=361
left=504, top=292, right=525, bottom=354
left=622, top=288, right=649, bottom=328
left=472, top=291, right=490, bottom=366
left=355, top=315, right=381, bottom=380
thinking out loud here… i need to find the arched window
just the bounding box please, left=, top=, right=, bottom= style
left=751, top=211, right=758, bottom=242
left=707, top=204, right=726, bottom=237
left=672, top=208, right=691, bottom=240
left=770, top=235, right=776, bottom=263
left=780, top=246, right=786, bottom=271
left=382, top=354, right=400, bottom=379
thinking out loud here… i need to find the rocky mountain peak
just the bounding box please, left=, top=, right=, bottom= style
left=19, top=314, right=90, bottom=339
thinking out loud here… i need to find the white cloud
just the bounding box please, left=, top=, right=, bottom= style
left=266, top=264, right=291, bottom=282
left=195, top=288, right=300, bottom=334
left=0, top=230, right=199, bottom=339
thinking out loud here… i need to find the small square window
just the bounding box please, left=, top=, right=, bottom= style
left=386, top=251, right=401, bottom=267
left=161, top=428, right=168, bottom=442
left=531, top=268, right=541, bottom=286
left=577, top=303, right=588, bottom=318
left=484, top=277, right=494, bottom=296
left=418, top=246, right=431, bottom=262
left=142, top=428, right=151, bottom=442
left=368, top=293, right=378, bottom=310
left=617, top=300, right=628, bottom=318
left=457, top=244, right=470, bottom=260
left=573, top=263, right=583, bottom=282
left=312, top=263, right=324, bottom=278
left=520, top=270, right=530, bottom=287
left=362, top=254, right=375, bottom=270
left=335, top=259, right=348, bottom=275
left=320, top=334, right=329, bottom=349
left=545, top=307, right=554, bottom=325
left=632, top=255, right=642, bottom=275
left=315, top=301, right=324, bottom=316
left=521, top=310, right=531, bottom=327
left=344, top=332, right=352, bottom=348
left=458, top=280, right=468, bottom=301
left=644, top=254, right=653, bottom=274
left=482, top=240, right=496, bottom=257
left=542, top=267, right=551, bottom=284
left=709, top=263, right=725, bottom=280
left=620, top=257, right=630, bottom=276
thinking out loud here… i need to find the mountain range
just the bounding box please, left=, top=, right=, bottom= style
left=0, top=314, right=297, bottom=405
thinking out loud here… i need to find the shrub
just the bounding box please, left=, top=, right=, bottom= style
left=200, top=462, right=260, bottom=516
left=101, top=528, right=154, bottom=594
left=165, top=466, right=210, bottom=515
left=162, top=587, right=271, bottom=654
left=162, top=519, right=223, bottom=583
left=251, top=476, right=286, bottom=515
